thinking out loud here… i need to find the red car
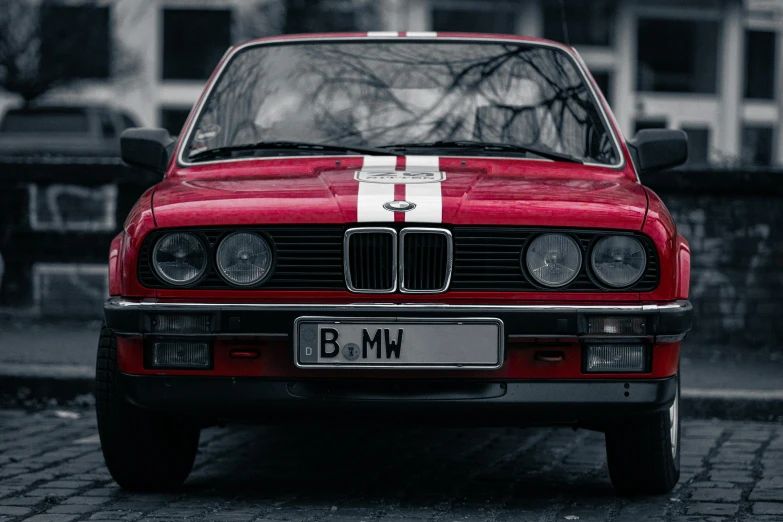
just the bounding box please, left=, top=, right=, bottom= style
left=99, top=33, right=692, bottom=494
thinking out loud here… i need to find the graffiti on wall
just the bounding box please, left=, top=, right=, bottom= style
left=28, top=184, right=117, bottom=232
left=32, top=263, right=108, bottom=317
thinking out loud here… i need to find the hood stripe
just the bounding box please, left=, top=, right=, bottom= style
left=404, top=156, right=442, bottom=223
left=357, top=156, right=397, bottom=222
left=356, top=155, right=442, bottom=223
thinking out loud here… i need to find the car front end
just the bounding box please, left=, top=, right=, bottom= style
left=99, top=32, right=692, bottom=495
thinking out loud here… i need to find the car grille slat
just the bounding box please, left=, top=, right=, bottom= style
left=138, top=226, right=658, bottom=293
left=138, top=226, right=346, bottom=290
left=450, top=227, right=659, bottom=292
left=400, top=229, right=451, bottom=293
left=345, top=229, right=395, bottom=292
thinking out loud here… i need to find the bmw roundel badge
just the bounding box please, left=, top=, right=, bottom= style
left=383, top=200, right=417, bottom=212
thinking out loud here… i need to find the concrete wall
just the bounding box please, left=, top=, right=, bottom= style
left=0, top=162, right=780, bottom=351
left=643, top=169, right=783, bottom=350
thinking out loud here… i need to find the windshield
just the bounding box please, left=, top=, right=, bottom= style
left=184, top=40, right=621, bottom=165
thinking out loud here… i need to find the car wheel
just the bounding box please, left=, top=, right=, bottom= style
left=96, top=326, right=200, bottom=491
left=604, top=373, right=680, bottom=495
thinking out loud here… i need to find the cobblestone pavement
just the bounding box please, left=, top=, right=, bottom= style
left=0, top=409, right=781, bottom=521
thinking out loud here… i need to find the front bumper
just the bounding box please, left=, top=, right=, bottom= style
left=105, top=298, right=690, bottom=424
left=104, top=298, right=692, bottom=341
left=119, top=374, right=678, bottom=426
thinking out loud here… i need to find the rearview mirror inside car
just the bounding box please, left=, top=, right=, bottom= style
left=120, top=128, right=175, bottom=175
left=629, top=129, right=689, bottom=174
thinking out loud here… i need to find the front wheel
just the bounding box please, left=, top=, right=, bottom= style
left=96, top=326, right=201, bottom=491
left=605, top=374, right=680, bottom=495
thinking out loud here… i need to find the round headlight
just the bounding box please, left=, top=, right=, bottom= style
left=591, top=236, right=647, bottom=288
left=524, top=234, right=582, bottom=287
left=152, top=233, right=208, bottom=286
left=216, top=232, right=273, bottom=286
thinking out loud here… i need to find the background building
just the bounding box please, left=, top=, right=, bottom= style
left=1, top=0, right=781, bottom=167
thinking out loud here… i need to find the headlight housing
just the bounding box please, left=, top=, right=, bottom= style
left=152, top=232, right=208, bottom=286
left=524, top=234, right=582, bottom=287
left=591, top=236, right=647, bottom=288
left=216, top=232, right=273, bottom=286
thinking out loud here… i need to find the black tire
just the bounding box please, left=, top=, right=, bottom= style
left=96, top=326, right=200, bottom=491
left=605, top=374, right=680, bottom=495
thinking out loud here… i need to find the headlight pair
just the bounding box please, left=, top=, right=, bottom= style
left=152, top=232, right=273, bottom=287
left=523, top=234, right=647, bottom=289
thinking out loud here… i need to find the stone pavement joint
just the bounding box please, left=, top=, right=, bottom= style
left=0, top=409, right=781, bottom=521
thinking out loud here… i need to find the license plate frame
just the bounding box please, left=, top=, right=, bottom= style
left=293, top=317, right=504, bottom=369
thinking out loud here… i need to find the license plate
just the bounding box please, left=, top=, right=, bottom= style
left=294, top=317, right=503, bottom=369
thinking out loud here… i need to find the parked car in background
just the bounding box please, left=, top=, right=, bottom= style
left=100, top=33, right=692, bottom=495
left=0, top=105, right=139, bottom=158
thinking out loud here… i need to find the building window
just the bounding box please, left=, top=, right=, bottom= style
left=591, top=71, right=612, bottom=107
left=543, top=0, right=615, bottom=46
left=432, top=1, right=517, bottom=34
left=161, top=108, right=192, bottom=136
left=162, top=9, right=232, bottom=81
left=40, top=5, right=111, bottom=80
left=741, top=126, right=774, bottom=166
left=682, top=127, right=710, bottom=166
left=637, top=19, right=718, bottom=93
left=744, top=30, right=776, bottom=100
left=284, top=0, right=370, bottom=33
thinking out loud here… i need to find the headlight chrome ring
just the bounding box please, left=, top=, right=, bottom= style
left=216, top=232, right=274, bottom=287
left=523, top=233, right=582, bottom=288
left=152, top=232, right=208, bottom=286
left=590, top=236, right=647, bottom=288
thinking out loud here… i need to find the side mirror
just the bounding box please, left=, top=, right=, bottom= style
left=629, top=129, right=688, bottom=174
left=120, top=128, right=175, bottom=174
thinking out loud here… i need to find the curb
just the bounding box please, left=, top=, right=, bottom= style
left=0, top=376, right=94, bottom=407
left=681, top=388, right=783, bottom=423
left=1, top=374, right=781, bottom=422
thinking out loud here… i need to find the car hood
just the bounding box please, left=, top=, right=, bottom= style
left=152, top=158, right=647, bottom=230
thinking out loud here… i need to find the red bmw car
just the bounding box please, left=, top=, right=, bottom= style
left=99, top=32, right=692, bottom=494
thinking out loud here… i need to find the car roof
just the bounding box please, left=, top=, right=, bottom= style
left=234, top=32, right=573, bottom=53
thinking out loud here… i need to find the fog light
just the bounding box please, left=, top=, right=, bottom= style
left=151, top=341, right=211, bottom=369
left=152, top=314, right=210, bottom=334
left=587, top=316, right=645, bottom=335
left=585, top=344, right=647, bottom=373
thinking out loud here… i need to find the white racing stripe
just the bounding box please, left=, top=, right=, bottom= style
left=357, top=156, right=397, bottom=222
left=404, top=156, right=442, bottom=223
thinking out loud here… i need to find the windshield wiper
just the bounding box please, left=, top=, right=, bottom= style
left=189, top=140, right=399, bottom=161
left=380, top=140, right=583, bottom=164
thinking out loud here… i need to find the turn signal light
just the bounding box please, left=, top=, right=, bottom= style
left=585, top=344, right=648, bottom=373
left=150, top=341, right=211, bottom=369
left=587, top=316, right=645, bottom=336
left=151, top=314, right=210, bottom=334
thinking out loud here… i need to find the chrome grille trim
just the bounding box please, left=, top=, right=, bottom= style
left=399, top=228, right=453, bottom=294
left=343, top=227, right=398, bottom=293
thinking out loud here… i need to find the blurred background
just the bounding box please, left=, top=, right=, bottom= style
left=0, top=0, right=782, bottom=378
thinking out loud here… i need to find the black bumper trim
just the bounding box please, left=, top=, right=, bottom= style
left=104, top=298, right=692, bottom=341
left=119, top=373, right=677, bottom=425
